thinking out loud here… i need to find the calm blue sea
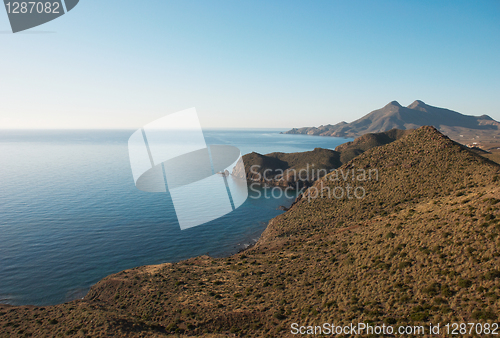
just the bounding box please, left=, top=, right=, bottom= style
left=0, top=129, right=349, bottom=306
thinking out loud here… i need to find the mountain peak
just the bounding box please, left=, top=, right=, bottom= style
left=385, top=100, right=402, bottom=108
left=282, top=100, right=500, bottom=140
left=408, top=100, right=426, bottom=109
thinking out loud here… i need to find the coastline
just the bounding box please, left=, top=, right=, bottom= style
left=46, top=190, right=298, bottom=307
left=2, top=127, right=500, bottom=337
left=0, top=130, right=347, bottom=307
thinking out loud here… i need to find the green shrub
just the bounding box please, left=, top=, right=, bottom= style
left=274, top=310, right=286, bottom=320
left=472, top=310, right=497, bottom=320
left=423, top=283, right=440, bottom=296
left=399, top=261, right=412, bottom=269
left=400, top=295, right=410, bottom=303
left=410, top=312, right=429, bottom=322
left=181, top=309, right=193, bottom=316
left=485, top=214, right=496, bottom=221
left=484, top=269, right=500, bottom=280
left=441, top=285, right=454, bottom=297
left=457, top=278, right=473, bottom=288
left=166, top=321, right=178, bottom=332
left=385, top=317, right=397, bottom=325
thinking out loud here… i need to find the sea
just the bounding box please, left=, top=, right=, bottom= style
left=0, top=129, right=349, bottom=306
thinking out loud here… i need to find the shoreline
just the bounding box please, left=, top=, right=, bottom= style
left=0, top=188, right=298, bottom=308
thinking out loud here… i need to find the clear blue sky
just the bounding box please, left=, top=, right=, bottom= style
left=1, top=0, right=499, bottom=129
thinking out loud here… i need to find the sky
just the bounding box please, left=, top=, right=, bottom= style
left=0, top=0, right=499, bottom=129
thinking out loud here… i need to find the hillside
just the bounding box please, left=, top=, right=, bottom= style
left=334, top=128, right=412, bottom=164
left=482, top=149, right=500, bottom=166
left=240, top=129, right=411, bottom=188
left=283, top=100, right=500, bottom=147
left=238, top=148, right=340, bottom=189
left=1, top=127, right=500, bottom=337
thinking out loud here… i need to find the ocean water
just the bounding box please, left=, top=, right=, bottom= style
left=0, top=129, right=349, bottom=306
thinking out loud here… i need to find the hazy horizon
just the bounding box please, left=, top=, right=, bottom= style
left=1, top=98, right=498, bottom=131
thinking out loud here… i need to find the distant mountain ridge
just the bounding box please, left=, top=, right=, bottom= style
left=283, top=100, right=500, bottom=143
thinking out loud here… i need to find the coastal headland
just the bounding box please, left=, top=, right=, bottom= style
left=1, top=127, right=500, bottom=337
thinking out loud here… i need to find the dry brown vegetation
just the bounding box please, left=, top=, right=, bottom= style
left=483, top=149, right=500, bottom=166
left=1, top=126, right=500, bottom=337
